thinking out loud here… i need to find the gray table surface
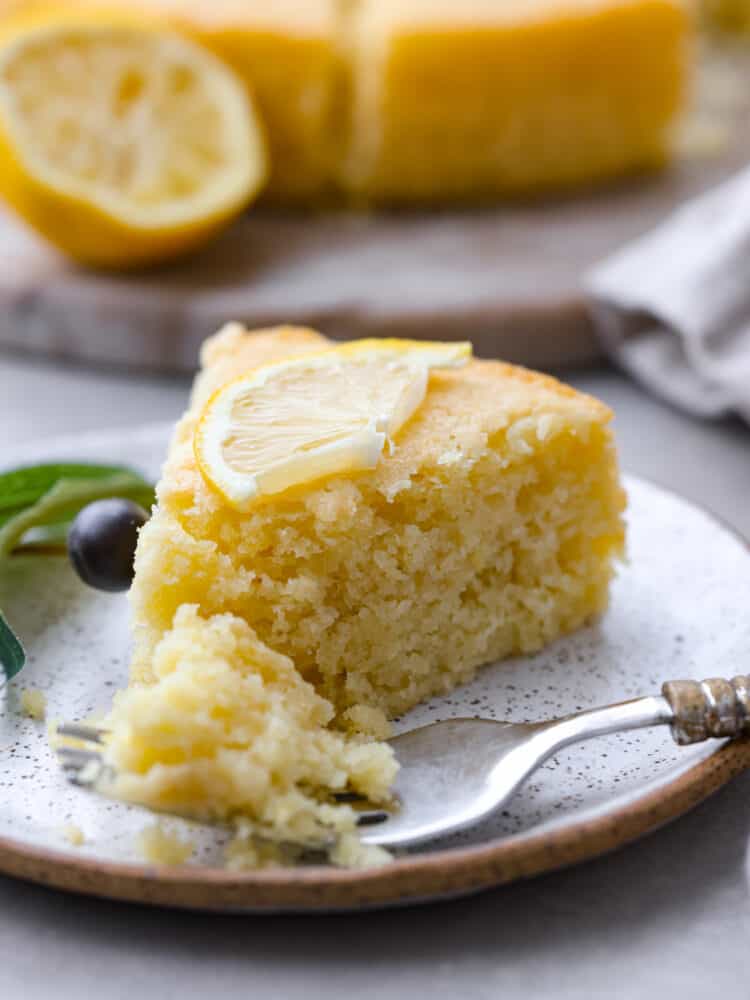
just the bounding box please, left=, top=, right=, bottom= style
left=0, top=352, right=748, bottom=1000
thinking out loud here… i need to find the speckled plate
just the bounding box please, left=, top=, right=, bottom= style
left=0, top=423, right=749, bottom=913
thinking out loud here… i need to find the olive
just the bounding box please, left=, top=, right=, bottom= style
left=68, top=498, right=149, bottom=592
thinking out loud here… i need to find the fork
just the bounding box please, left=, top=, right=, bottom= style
left=55, top=674, right=749, bottom=850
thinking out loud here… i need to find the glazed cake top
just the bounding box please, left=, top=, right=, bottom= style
left=157, top=323, right=613, bottom=517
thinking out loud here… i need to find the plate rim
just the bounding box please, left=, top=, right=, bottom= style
left=1, top=427, right=749, bottom=911
left=0, top=738, right=747, bottom=912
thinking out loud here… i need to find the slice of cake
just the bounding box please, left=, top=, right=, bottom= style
left=106, top=324, right=625, bottom=862
left=129, top=325, right=626, bottom=712
left=343, top=0, right=690, bottom=201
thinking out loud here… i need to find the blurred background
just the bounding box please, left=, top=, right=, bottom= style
left=0, top=0, right=745, bottom=373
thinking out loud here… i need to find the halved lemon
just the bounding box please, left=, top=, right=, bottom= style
left=0, top=12, right=267, bottom=268
left=195, top=338, right=472, bottom=509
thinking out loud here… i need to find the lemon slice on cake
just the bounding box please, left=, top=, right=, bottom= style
left=0, top=13, right=267, bottom=268
left=195, top=338, right=472, bottom=508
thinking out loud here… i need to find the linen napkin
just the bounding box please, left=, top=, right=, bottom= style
left=585, top=165, right=750, bottom=424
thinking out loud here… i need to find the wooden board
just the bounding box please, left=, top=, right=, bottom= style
left=0, top=47, right=748, bottom=373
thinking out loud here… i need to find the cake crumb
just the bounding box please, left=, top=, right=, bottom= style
left=341, top=704, right=391, bottom=740
left=62, top=824, right=85, bottom=847
left=331, top=833, right=392, bottom=869
left=224, top=833, right=298, bottom=871
left=136, top=823, right=193, bottom=866
left=20, top=689, right=46, bottom=721
left=223, top=820, right=392, bottom=871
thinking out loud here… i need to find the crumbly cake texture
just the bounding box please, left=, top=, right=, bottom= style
left=62, top=823, right=85, bottom=847
left=112, top=323, right=625, bottom=861
left=20, top=688, right=46, bottom=721
left=105, top=603, right=397, bottom=858
left=136, top=822, right=194, bottom=866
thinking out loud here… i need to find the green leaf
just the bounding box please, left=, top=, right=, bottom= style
left=0, top=463, right=140, bottom=515
left=0, top=472, right=154, bottom=557
left=0, top=609, right=25, bottom=680
left=0, top=461, right=155, bottom=681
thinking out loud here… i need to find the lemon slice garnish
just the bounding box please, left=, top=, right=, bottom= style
left=0, top=13, right=267, bottom=268
left=194, top=338, right=472, bottom=508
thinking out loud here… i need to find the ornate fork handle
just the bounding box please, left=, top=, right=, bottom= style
left=515, top=675, right=750, bottom=765
left=662, top=676, right=750, bottom=745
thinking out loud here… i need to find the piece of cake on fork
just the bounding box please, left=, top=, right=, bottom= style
left=103, top=324, right=626, bottom=864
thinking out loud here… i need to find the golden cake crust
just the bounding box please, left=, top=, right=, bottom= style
left=168, top=323, right=613, bottom=513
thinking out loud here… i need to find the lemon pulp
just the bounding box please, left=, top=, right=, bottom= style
left=0, top=15, right=267, bottom=266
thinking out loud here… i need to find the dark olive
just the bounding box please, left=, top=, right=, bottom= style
left=68, top=498, right=148, bottom=592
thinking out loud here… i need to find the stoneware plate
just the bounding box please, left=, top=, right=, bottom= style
left=0, top=424, right=749, bottom=913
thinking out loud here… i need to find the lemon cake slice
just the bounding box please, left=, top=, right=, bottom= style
left=343, top=0, right=690, bottom=201
left=102, top=325, right=625, bottom=861
left=130, top=325, right=626, bottom=714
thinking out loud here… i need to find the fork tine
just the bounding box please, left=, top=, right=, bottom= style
left=56, top=723, right=108, bottom=744
left=356, top=810, right=390, bottom=827
left=55, top=744, right=112, bottom=788
left=56, top=746, right=103, bottom=768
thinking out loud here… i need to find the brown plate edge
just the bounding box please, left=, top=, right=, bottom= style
left=0, top=737, right=747, bottom=913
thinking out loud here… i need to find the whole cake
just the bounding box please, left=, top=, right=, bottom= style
left=0, top=0, right=691, bottom=202
left=102, top=325, right=626, bottom=865
left=343, top=0, right=689, bottom=201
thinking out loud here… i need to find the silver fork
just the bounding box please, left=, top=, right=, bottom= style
left=55, top=674, right=749, bottom=850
